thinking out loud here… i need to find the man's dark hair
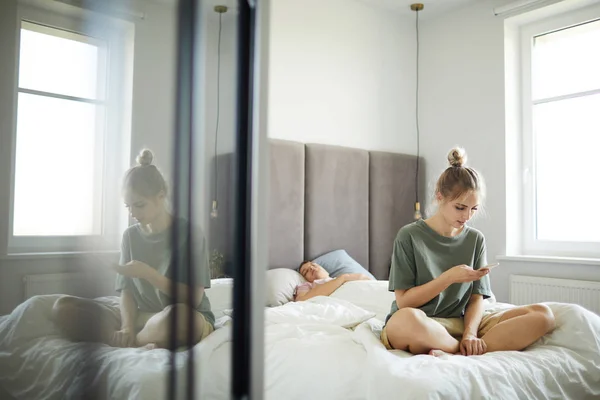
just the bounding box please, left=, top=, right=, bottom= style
left=298, top=260, right=310, bottom=271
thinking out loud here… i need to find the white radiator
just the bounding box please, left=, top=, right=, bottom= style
left=23, top=272, right=90, bottom=300
left=510, top=275, right=600, bottom=314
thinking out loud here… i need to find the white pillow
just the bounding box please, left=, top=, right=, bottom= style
left=265, top=268, right=306, bottom=307
left=264, top=296, right=375, bottom=328
left=331, top=280, right=498, bottom=321
left=205, top=278, right=233, bottom=319
left=330, top=280, right=394, bottom=322
left=484, top=292, right=497, bottom=307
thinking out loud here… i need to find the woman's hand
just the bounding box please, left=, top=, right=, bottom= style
left=113, top=260, right=154, bottom=280
left=442, top=264, right=488, bottom=284
left=110, top=328, right=136, bottom=348
left=460, top=334, right=487, bottom=356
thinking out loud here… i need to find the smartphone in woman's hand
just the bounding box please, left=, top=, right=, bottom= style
left=480, top=263, right=499, bottom=272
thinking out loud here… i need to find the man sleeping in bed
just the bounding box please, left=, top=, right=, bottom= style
left=294, top=261, right=371, bottom=301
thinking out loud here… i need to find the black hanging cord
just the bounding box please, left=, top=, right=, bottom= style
left=214, top=12, right=223, bottom=209
left=415, top=8, right=421, bottom=204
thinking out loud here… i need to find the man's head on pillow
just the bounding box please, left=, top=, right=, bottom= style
left=298, top=261, right=329, bottom=283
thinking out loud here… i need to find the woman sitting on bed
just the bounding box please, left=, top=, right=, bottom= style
left=381, top=147, right=555, bottom=357
left=294, top=261, right=370, bottom=301
left=52, top=149, right=214, bottom=349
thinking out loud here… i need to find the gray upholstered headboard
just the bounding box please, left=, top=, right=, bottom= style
left=210, top=139, right=423, bottom=280
left=268, top=139, right=423, bottom=280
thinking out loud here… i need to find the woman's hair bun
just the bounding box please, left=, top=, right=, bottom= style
left=447, top=147, right=467, bottom=168
left=136, top=149, right=154, bottom=167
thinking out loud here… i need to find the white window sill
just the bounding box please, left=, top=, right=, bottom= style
left=0, top=250, right=119, bottom=261
left=497, top=255, right=600, bottom=266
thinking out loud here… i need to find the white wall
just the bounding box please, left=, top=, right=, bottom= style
left=202, top=4, right=238, bottom=159
left=129, top=0, right=177, bottom=178
left=0, top=0, right=19, bottom=261
left=419, top=1, right=506, bottom=254
left=0, top=0, right=179, bottom=315
left=200, top=4, right=237, bottom=261
left=419, top=0, right=600, bottom=302
left=267, top=0, right=417, bottom=153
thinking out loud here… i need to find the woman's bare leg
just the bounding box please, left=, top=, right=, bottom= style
left=385, top=308, right=459, bottom=354
left=482, top=304, right=555, bottom=352
left=51, top=296, right=118, bottom=344
left=136, top=303, right=209, bottom=349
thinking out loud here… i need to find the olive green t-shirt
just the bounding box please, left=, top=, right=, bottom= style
left=386, top=219, right=492, bottom=322
left=115, top=219, right=215, bottom=328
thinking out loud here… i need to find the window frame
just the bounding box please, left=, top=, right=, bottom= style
left=7, top=4, right=134, bottom=254
left=520, top=4, right=600, bottom=258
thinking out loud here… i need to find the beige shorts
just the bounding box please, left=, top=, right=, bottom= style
left=380, top=310, right=504, bottom=350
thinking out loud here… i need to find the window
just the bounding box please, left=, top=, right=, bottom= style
left=520, top=6, right=600, bottom=258
left=8, top=7, right=134, bottom=253
left=14, top=22, right=106, bottom=237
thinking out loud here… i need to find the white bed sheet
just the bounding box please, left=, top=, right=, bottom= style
left=1, top=290, right=599, bottom=399
left=356, top=302, right=600, bottom=399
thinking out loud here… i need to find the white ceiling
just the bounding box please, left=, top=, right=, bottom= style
left=148, top=0, right=236, bottom=6
left=147, top=0, right=483, bottom=19
left=355, top=0, right=481, bottom=18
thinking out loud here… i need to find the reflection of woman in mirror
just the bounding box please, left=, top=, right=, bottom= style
left=52, top=149, right=214, bottom=349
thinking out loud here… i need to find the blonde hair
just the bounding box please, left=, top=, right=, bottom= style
left=122, top=149, right=168, bottom=198
left=435, top=147, right=485, bottom=203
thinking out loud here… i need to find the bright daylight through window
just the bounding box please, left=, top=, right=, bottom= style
left=13, top=22, right=105, bottom=237
left=531, top=18, right=600, bottom=244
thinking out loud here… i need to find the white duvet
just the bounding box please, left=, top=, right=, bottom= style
left=1, top=283, right=599, bottom=400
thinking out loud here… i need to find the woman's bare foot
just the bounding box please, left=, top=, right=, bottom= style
left=141, top=342, right=157, bottom=350
left=428, top=349, right=457, bottom=359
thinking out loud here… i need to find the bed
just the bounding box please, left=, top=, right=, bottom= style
left=1, top=140, right=599, bottom=399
